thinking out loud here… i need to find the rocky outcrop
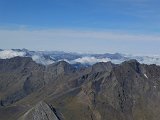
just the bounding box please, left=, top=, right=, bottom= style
left=19, top=101, right=60, bottom=120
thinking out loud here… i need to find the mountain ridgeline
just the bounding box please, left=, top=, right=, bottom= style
left=0, top=57, right=160, bottom=120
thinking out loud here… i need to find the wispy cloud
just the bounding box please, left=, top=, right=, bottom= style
left=0, top=29, right=160, bottom=42
left=0, top=28, right=160, bottom=54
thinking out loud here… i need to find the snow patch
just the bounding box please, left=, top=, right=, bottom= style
left=144, top=74, right=148, bottom=79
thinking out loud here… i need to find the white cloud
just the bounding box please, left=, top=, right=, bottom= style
left=71, top=57, right=110, bottom=65
left=32, top=55, right=55, bottom=65
left=0, top=49, right=26, bottom=59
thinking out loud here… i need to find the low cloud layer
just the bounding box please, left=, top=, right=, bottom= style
left=71, top=57, right=110, bottom=65
left=0, top=49, right=160, bottom=66
left=0, top=49, right=26, bottom=59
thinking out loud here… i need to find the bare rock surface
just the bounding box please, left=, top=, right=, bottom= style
left=19, top=101, right=59, bottom=120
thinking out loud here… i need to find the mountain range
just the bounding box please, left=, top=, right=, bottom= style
left=0, top=49, right=160, bottom=66
left=0, top=55, right=160, bottom=120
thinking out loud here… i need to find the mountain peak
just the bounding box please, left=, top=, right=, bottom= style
left=47, top=60, right=75, bottom=75
left=121, top=59, right=141, bottom=73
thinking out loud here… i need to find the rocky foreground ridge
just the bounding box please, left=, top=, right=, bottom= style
left=0, top=57, right=160, bottom=120
left=18, top=101, right=60, bottom=120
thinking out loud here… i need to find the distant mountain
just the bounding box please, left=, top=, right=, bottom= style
left=0, top=57, right=160, bottom=120
left=0, top=49, right=160, bottom=66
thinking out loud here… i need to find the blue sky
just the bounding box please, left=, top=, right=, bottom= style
left=0, top=0, right=160, bottom=55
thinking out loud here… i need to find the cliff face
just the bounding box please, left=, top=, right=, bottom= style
left=0, top=57, right=160, bottom=120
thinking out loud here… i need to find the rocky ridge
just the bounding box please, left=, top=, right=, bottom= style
left=0, top=57, right=160, bottom=120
